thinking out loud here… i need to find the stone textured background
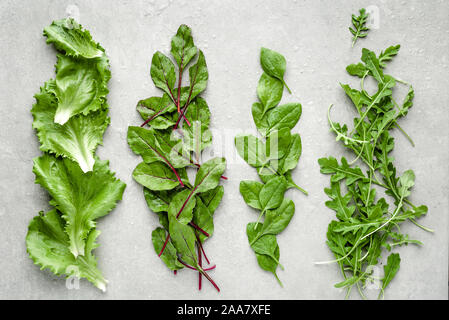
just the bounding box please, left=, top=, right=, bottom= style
left=0, top=0, right=447, bottom=299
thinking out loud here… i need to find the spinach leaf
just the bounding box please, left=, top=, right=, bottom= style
left=235, top=48, right=307, bottom=285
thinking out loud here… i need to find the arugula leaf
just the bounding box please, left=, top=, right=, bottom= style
left=319, top=45, right=429, bottom=299
left=381, top=253, right=401, bottom=293
left=349, top=8, right=370, bottom=47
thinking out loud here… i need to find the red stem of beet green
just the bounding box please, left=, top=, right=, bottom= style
left=158, top=234, right=170, bottom=257
left=140, top=104, right=170, bottom=127
left=150, top=146, right=184, bottom=187
left=203, top=265, right=216, bottom=271
left=195, top=232, right=211, bottom=264
left=198, top=243, right=202, bottom=290
left=158, top=223, right=209, bottom=257
left=201, top=270, right=220, bottom=292
left=189, top=221, right=209, bottom=237
left=174, top=270, right=177, bottom=275
left=177, top=259, right=197, bottom=270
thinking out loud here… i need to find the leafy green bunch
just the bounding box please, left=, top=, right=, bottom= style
left=127, top=25, right=226, bottom=291
left=350, top=8, right=370, bottom=47
left=235, top=48, right=306, bottom=285
left=26, top=18, right=126, bottom=291
left=318, top=45, right=430, bottom=299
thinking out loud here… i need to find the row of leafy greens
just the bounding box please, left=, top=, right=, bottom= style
left=127, top=25, right=226, bottom=291
left=317, top=45, right=431, bottom=299
left=235, top=48, right=307, bottom=286
left=26, top=18, right=126, bottom=291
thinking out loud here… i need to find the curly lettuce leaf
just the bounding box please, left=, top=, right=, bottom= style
left=43, top=18, right=104, bottom=59
left=51, top=54, right=110, bottom=124
left=32, top=81, right=109, bottom=172
left=32, top=154, right=126, bottom=258
left=26, top=210, right=107, bottom=291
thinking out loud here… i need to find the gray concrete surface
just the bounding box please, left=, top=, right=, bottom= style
left=0, top=0, right=448, bottom=300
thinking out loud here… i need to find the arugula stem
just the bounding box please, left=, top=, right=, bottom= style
left=408, top=218, right=434, bottom=233
left=393, top=122, right=415, bottom=147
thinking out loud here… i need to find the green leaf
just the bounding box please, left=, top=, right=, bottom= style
left=43, top=18, right=104, bottom=59
left=51, top=54, right=109, bottom=124
left=267, top=103, right=302, bottom=132
left=185, top=97, right=211, bottom=128
left=350, top=8, right=370, bottom=46
left=152, top=227, right=184, bottom=270
left=200, top=185, right=224, bottom=214
left=398, top=170, right=415, bottom=198
left=32, top=155, right=126, bottom=257
left=382, top=253, right=401, bottom=291
left=257, top=72, right=283, bottom=114
left=379, top=45, right=400, bottom=68
left=247, top=222, right=282, bottom=268
left=318, top=157, right=367, bottom=186
left=252, top=102, right=270, bottom=136
left=194, top=157, right=226, bottom=193
left=259, top=199, right=295, bottom=236
left=265, top=128, right=291, bottom=161
left=361, top=48, right=385, bottom=83
left=171, top=24, right=198, bottom=69
left=188, top=50, right=208, bottom=102
left=168, top=215, right=197, bottom=267
left=279, top=133, right=302, bottom=174
left=150, top=51, right=176, bottom=97
left=260, top=47, right=291, bottom=92
left=259, top=176, right=287, bottom=212
left=193, top=197, right=214, bottom=242
left=239, top=181, right=264, bottom=210
left=324, top=182, right=355, bottom=221
left=143, top=188, right=173, bottom=213
left=235, top=134, right=266, bottom=167
left=32, top=81, right=109, bottom=173
left=182, top=121, right=212, bottom=157
left=137, top=95, right=176, bottom=129
left=167, top=189, right=197, bottom=224
left=127, top=126, right=187, bottom=169
left=346, top=63, right=367, bottom=78
left=132, top=162, right=181, bottom=191
left=26, top=210, right=107, bottom=291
